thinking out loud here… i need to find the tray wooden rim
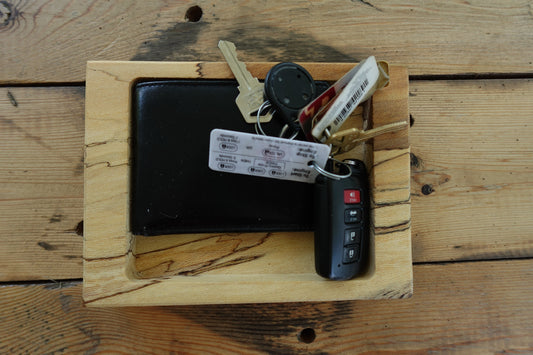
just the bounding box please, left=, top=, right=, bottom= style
left=83, top=61, right=412, bottom=306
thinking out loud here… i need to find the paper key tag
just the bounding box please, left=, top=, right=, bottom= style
left=298, top=56, right=389, bottom=142
left=208, top=129, right=331, bottom=183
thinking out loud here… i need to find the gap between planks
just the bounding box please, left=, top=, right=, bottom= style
left=3, top=72, right=533, bottom=88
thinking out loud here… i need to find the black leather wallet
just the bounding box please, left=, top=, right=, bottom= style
left=131, top=79, right=330, bottom=236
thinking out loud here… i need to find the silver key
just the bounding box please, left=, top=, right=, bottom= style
left=218, top=40, right=273, bottom=123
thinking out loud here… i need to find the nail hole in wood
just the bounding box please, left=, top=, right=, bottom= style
left=421, top=184, right=434, bottom=195
left=298, top=328, right=316, bottom=343
left=185, top=6, right=203, bottom=22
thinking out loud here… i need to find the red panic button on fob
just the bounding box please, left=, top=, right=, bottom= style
left=344, top=190, right=360, bottom=204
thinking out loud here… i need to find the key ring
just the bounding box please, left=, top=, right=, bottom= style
left=255, top=100, right=275, bottom=136
left=309, top=157, right=352, bottom=180
left=279, top=122, right=299, bottom=140
left=255, top=100, right=299, bottom=140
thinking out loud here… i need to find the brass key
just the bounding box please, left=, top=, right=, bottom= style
left=218, top=40, right=273, bottom=123
left=325, top=120, right=409, bottom=154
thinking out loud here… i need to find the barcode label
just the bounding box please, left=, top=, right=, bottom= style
left=333, top=78, right=369, bottom=127
left=311, top=56, right=382, bottom=142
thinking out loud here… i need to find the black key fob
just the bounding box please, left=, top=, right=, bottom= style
left=264, top=62, right=316, bottom=130
left=313, top=159, right=370, bottom=280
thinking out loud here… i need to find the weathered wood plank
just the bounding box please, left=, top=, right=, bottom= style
left=1, top=78, right=532, bottom=281
left=1, top=0, right=532, bottom=83
left=0, top=87, right=84, bottom=281
left=409, top=78, right=533, bottom=262
left=1, top=259, right=532, bottom=353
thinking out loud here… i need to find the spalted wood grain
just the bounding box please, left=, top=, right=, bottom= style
left=409, top=78, right=533, bottom=262
left=0, top=87, right=84, bottom=281
left=2, top=260, right=533, bottom=354
left=84, top=61, right=412, bottom=305
left=1, top=0, right=532, bottom=83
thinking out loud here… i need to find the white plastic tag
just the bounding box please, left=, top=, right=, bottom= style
left=309, top=56, right=389, bottom=142
left=208, top=129, right=331, bottom=183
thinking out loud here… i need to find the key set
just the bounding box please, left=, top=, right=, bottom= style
left=218, top=40, right=318, bottom=139
left=215, top=40, right=407, bottom=280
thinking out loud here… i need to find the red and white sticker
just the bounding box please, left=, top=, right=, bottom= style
left=298, top=56, right=389, bottom=142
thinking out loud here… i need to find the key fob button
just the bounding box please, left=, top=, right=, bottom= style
left=344, top=208, right=362, bottom=224
left=344, top=229, right=361, bottom=246
left=344, top=189, right=361, bottom=204
left=343, top=245, right=360, bottom=264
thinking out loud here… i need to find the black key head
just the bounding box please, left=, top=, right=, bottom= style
left=264, top=62, right=317, bottom=129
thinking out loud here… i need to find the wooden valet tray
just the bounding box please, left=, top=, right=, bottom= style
left=84, top=61, right=412, bottom=306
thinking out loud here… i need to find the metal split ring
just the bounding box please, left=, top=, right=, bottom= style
left=255, top=101, right=300, bottom=140
left=255, top=101, right=274, bottom=136
left=278, top=123, right=299, bottom=140
left=309, top=158, right=352, bottom=180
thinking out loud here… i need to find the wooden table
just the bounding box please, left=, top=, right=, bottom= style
left=1, top=1, right=532, bottom=353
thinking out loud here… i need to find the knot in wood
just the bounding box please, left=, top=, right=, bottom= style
left=0, top=1, right=11, bottom=26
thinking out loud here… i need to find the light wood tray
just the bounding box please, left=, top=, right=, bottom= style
left=84, top=61, right=412, bottom=306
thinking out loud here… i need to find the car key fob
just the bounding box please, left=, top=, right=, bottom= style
left=314, top=159, right=370, bottom=280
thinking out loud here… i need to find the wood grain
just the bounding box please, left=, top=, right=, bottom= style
left=0, top=87, right=84, bottom=281
left=83, top=61, right=411, bottom=305
left=1, top=259, right=532, bottom=353
left=409, top=78, right=533, bottom=262
left=1, top=0, right=532, bottom=83
left=2, top=78, right=533, bottom=281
